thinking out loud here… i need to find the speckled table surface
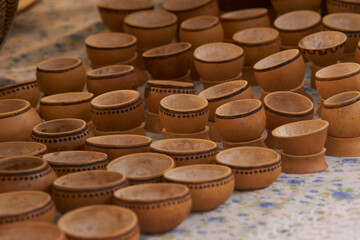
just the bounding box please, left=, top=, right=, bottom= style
left=1, top=1, right=360, bottom=239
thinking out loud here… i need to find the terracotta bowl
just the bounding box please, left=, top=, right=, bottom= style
left=220, top=8, right=271, bottom=41
left=0, top=191, right=56, bottom=225
left=260, top=81, right=312, bottom=102
left=90, top=90, right=145, bottom=131
left=150, top=138, right=219, bottom=166
left=107, top=152, right=175, bottom=185
left=215, top=99, right=266, bottom=142
left=97, top=0, right=154, bottom=32
left=0, top=99, right=41, bottom=142
left=0, top=141, right=47, bottom=159
left=222, top=134, right=267, bottom=149
left=94, top=122, right=146, bottom=136
left=272, top=119, right=329, bottom=155
left=315, top=62, right=360, bottom=99
left=159, top=94, right=209, bottom=133
left=200, top=72, right=243, bottom=89
left=85, top=134, right=151, bottom=160
left=0, top=79, right=40, bottom=107
left=163, top=164, right=234, bottom=211
left=179, top=16, right=224, bottom=49
left=355, top=41, right=360, bottom=63
left=199, top=80, right=253, bottom=121
left=271, top=0, right=322, bottom=15
left=30, top=118, right=92, bottom=152
left=327, top=0, right=360, bottom=14
left=40, top=92, right=93, bottom=122
left=43, top=151, right=108, bottom=177
left=113, top=183, right=192, bottom=233
left=58, top=205, right=139, bottom=240
left=233, top=27, right=281, bottom=66
left=325, top=134, right=360, bottom=157
left=194, top=42, right=244, bottom=81
left=216, top=146, right=281, bottom=190
left=36, top=57, right=86, bottom=96
left=124, top=10, right=177, bottom=49
left=274, top=10, right=321, bottom=47
left=254, top=49, right=305, bottom=92
left=162, top=126, right=210, bottom=140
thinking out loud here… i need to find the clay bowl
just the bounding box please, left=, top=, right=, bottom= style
left=179, top=16, right=224, bottom=49
left=163, top=164, right=234, bottom=211
left=43, top=151, right=108, bottom=177
left=113, top=183, right=192, bottom=233
left=87, top=65, right=138, bottom=96
left=85, top=134, right=151, bottom=160
left=274, top=10, right=321, bottom=47
left=107, top=152, right=174, bottom=185
left=198, top=80, right=253, bottom=121
left=322, top=13, right=360, bottom=53
left=194, top=42, right=244, bottom=81
left=58, top=205, right=139, bottom=240
left=254, top=49, right=305, bottom=92
left=215, top=99, right=266, bottom=142
left=200, top=72, right=243, bottom=89
left=30, top=118, right=92, bottom=152
left=220, top=8, right=271, bottom=41
left=0, top=142, right=46, bottom=160
left=216, top=146, right=281, bottom=190
left=90, top=90, right=145, bottom=131
left=36, top=57, right=86, bottom=96
left=272, top=119, right=329, bottom=155
left=233, top=27, right=281, bottom=66
left=315, top=62, right=360, bottom=99
left=40, top=92, right=94, bottom=122
left=124, top=10, right=177, bottom=49
left=142, top=42, right=192, bottom=79
left=298, top=31, right=347, bottom=66
left=0, top=191, right=56, bottom=225
left=150, top=138, right=219, bottom=166
left=321, top=91, right=360, bottom=138
left=327, top=0, right=360, bottom=14
left=162, top=126, right=210, bottom=140
left=0, top=99, right=41, bottom=142
left=260, top=81, right=312, bottom=102
left=94, top=122, right=146, bottom=136
left=159, top=94, right=209, bottom=133
left=271, top=0, right=322, bottom=15
left=222, top=134, right=267, bottom=149
left=355, top=41, right=360, bottom=63
left=325, top=134, right=360, bottom=157
left=0, top=79, right=40, bottom=107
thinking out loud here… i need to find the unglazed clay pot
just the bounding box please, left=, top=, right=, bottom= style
left=0, top=141, right=47, bottom=159
left=0, top=80, right=40, bottom=107
left=325, top=134, right=360, bottom=157
left=221, top=134, right=267, bottom=149
left=113, top=183, right=192, bottom=233
left=271, top=0, right=322, bottom=15
left=0, top=99, right=41, bottom=142
left=216, top=146, right=281, bottom=190
left=327, top=0, right=360, bottom=14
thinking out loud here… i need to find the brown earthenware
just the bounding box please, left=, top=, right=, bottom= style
left=162, top=126, right=210, bottom=140
left=0, top=141, right=47, bottom=159
left=94, top=122, right=146, bottom=136
left=200, top=72, right=243, bottom=89
left=0, top=80, right=40, bottom=108
left=327, top=0, right=360, bottom=14
left=260, top=81, right=313, bottom=102
left=325, top=134, right=360, bottom=157
left=271, top=0, right=322, bottom=15
left=221, top=134, right=267, bottom=149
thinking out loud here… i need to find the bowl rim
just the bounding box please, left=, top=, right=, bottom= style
left=298, top=31, right=347, bottom=51
left=142, top=42, right=192, bottom=59
left=124, top=10, right=177, bottom=29
left=322, top=12, right=360, bottom=32
left=253, top=49, right=301, bottom=71
left=87, top=65, right=135, bottom=79
left=215, top=99, right=262, bottom=119
left=91, top=90, right=140, bottom=109
left=32, top=118, right=87, bottom=136
left=0, top=141, right=47, bottom=159
left=274, top=10, right=321, bottom=32
left=97, top=0, right=154, bottom=11
left=193, top=42, right=244, bottom=63
left=0, top=99, right=31, bottom=118
left=0, top=156, right=49, bottom=174
left=37, top=57, right=82, bottom=72
left=85, top=32, right=137, bottom=50
left=150, top=138, right=218, bottom=155
left=220, top=8, right=268, bottom=21
left=146, top=80, right=195, bottom=89
left=0, top=79, right=38, bottom=93
left=162, top=0, right=212, bottom=12
left=271, top=119, right=329, bottom=139
left=315, top=62, right=360, bottom=80
left=160, top=94, right=208, bottom=112
left=43, top=150, right=108, bottom=165
left=40, top=92, right=94, bottom=106
left=232, top=27, right=279, bottom=46
left=85, top=134, right=152, bottom=149
left=198, top=80, right=250, bottom=102
left=323, top=91, right=360, bottom=108
left=180, top=15, right=220, bottom=31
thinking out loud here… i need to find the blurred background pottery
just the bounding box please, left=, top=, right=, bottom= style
left=271, top=0, right=322, bottom=15
left=327, top=0, right=360, bottom=14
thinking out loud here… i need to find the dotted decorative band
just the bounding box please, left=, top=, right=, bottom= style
left=159, top=105, right=208, bottom=117
left=0, top=80, right=38, bottom=95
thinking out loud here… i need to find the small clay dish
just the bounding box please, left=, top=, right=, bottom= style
left=274, top=10, right=321, bottom=47
left=150, top=138, right=219, bottom=166
left=0, top=156, right=57, bottom=193
left=215, top=99, right=266, bottom=142
left=113, top=183, right=192, bottom=233
left=145, top=110, right=162, bottom=133
left=159, top=94, right=209, bottom=133
left=51, top=170, right=128, bottom=213
left=36, top=57, right=86, bottom=96
left=107, top=152, right=175, bottom=185
left=327, top=0, right=360, bottom=14
left=272, top=120, right=329, bottom=155
left=43, top=151, right=108, bottom=177
left=163, top=164, right=234, bottom=211
left=58, top=205, right=139, bottom=240
left=221, top=134, right=267, bottom=149
left=254, top=49, right=305, bottom=92
left=30, top=118, right=92, bottom=153
left=199, top=80, right=253, bottom=121
left=85, top=134, right=151, bottom=160
left=94, top=122, right=146, bottom=136
left=90, top=90, right=145, bottom=131
left=40, top=92, right=93, bottom=122
left=0, top=79, right=40, bottom=107
left=325, top=134, right=360, bottom=157
left=0, top=191, right=56, bottom=225
left=162, top=126, right=210, bottom=140
left=194, top=42, right=244, bottom=81
left=0, top=141, right=47, bottom=159
left=142, top=42, right=192, bottom=79
left=271, top=0, right=322, bottom=15
left=216, top=146, right=281, bottom=190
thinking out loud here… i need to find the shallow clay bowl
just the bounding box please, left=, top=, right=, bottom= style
left=107, top=152, right=175, bottom=185
left=0, top=79, right=40, bottom=107
left=163, top=164, right=234, bottom=211
left=271, top=0, right=322, bottom=15
left=85, top=134, right=152, bottom=160
left=58, top=205, right=139, bottom=240
left=194, top=42, right=244, bottom=81
left=113, top=183, right=192, bottom=233
left=216, top=146, right=281, bottom=190
left=51, top=170, right=128, bottom=213
left=0, top=190, right=56, bottom=225
left=150, top=138, right=219, bottom=166
left=0, top=141, right=47, bottom=159
left=272, top=120, right=329, bottom=155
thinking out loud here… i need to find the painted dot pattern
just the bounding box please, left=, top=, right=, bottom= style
left=0, top=81, right=38, bottom=97
left=90, top=98, right=143, bottom=116
left=159, top=106, right=209, bottom=119
left=233, top=162, right=282, bottom=176
left=0, top=165, right=54, bottom=182
left=30, top=127, right=90, bottom=145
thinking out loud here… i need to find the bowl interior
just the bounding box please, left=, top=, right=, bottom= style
left=272, top=120, right=328, bottom=138
left=143, top=42, right=191, bottom=58
left=43, top=151, right=106, bottom=163
left=54, top=171, right=122, bottom=188
left=0, top=142, right=45, bottom=158
left=254, top=49, right=299, bottom=70
left=181, top=15, right=218, bottom=29
left=89, top=65, right=133, bottom=77
left=194, top=43, right=243, bottom=62
left=98, top=0, right=154, bottom=10
left=151, top=138, right=216, bottom=153
left=161, top=94, right=207, bottom=111
left=324, top=91, right=360, bottom=105
left=41, top=92, right=93, bottom=103
left=217, top=147, right=278, bottom=166
left=199, top=80, right=248, bottom=99
left=0, top=191, right=49, bottom=215
left=275, top=10, right=320, bottom=30
left=38, top=57, right=79, bottom=70
left=216, top=99, right=260, bottom=116
left=86, top=135, right=151, bottom=146
left=0, top=99, right=27, bottom=114
left=323, top=13, right=360, bottom=31
left=86, top=32, right=136, bottom=48
left=265, top=92, right=313, bottom=113
left=125, top=10, right=176, bottom=27
left=298, top=31, right=347, bottom=50
left=316, top=62, right=360, bottom=78
left=34, top=119, right=84, bottom=134
left=0, top=157, right=44, bottom=171
left=92, top=90, right=138, bottom=106
left=221, top=8, right=267, bottom=20
left=0, top=222, right=63, bottom=240
left=233, top=27, right=278, bottom=44
left=164, top=164, right=229, bottom=182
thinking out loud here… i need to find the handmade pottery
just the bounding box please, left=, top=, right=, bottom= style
left=113, top=183, right=192, bottom=233
left=145, top=110, right=162, bottom=133
left=116, top=51, right=148, bottom=86
left=200, top=72, right=243, bottom=89
left=271, top=0, right=322, bottom=15
left=221, top=134, right=267, bottom=149
left=0, top=141, right=47, bottom=159
left=260, top=81, right=312, bottom=102
left=327, top=0, right=360, bottom=14
left=325, top=134, right=360, bottom=157
left=94, top=122, right=146, bottom=136
left=162, top=126, right=210, bottom=140
left=0, top=79, right=40, bottom=107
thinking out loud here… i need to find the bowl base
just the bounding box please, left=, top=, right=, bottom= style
left=325, top=134, right=360, bottom=157
left=221, top=134, right=266, bottom=150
